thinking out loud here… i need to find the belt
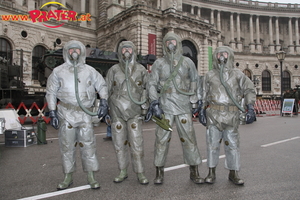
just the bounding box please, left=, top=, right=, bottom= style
left=209, top=104, right=239, bottom=112
left=164, top=87, right=189, bottom=94
left=59, top=102, right=93, bottom=112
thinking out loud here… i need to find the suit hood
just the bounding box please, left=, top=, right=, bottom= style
left=162, top=32, right=183, bottom=63
left=117, top=41, right=137, bottom=71
left=212, top=46, right=235, bottom=71
left=63, top=40, right=86, bottom=67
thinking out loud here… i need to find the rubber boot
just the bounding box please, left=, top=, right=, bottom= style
left=87, top=171, right=100, bottom=189
left=114, top=169, right=128, bottom=183
left=189, top=165, right=204, bottom=184
left=57, top=173, right=73, bottom=190
left=204, top=167, right=216, bottom=184
left=137, top=173, right=149, bottom=185
left=154, top=166, right=164, bottom=185
left=229, top=170, right=244, bottom=185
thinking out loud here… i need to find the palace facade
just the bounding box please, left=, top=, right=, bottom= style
left=1, top=0, right=300, bottom=98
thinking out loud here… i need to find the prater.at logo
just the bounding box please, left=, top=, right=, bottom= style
left=1, top=1, right=91, bottom=28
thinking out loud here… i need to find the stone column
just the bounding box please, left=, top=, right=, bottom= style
left=296, top=18, right=300, bottom=54
left=88, top=0, right=96, bottom=28
left=249, top=15, right=255, bottom=52
left=202, top=37, right=209, bottom=75
left=217, top=10, right=222, bottom=46
left=210, top=9, right=214, bottom=27
left=269, top=16, right=275, bottom=54
left=80, top=0, right=87, bottom=27
left=256, top=15, right=261, bottom=52
left=198, top=6, right=201, bottom=18
left=236, top=13, right=242, bottom=51
left=89, top=0, right=95, bottom=16
left=275, top=17, right=280, bottom=51
left=229, top=12, right=235, bottom=49
left=191, top=6, right=194, bottom=15
left=288, top=17, right=295, bottom=54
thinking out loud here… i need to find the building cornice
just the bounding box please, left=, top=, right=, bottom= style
left=188, top=0, right=300, bottom=17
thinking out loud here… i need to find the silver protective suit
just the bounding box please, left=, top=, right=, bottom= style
left=46, top=40, right=108, bottom=173
left=201, top=46, right=256, bottom=171
left=106, top=41, right=148, bottom=173
left=147, top=32, right=202, bottom=167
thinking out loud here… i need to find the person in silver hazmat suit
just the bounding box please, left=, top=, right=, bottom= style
left=197, top=46, right=256, bottom=185
left=106, top=41, right=149, bottom=185
left=46, top=40, right=110, bottom=190
left=146, top=32, right=204, bottom=184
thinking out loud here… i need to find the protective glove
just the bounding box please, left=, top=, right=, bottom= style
left=192, top=100, right=203, bottom=115
left=199, top=107, right=207, bottom=126
left=97, top=99, right=111, bottom=125
left=49, top=110, right=59, bottom=130
left=145, top=100, right=164, bottom=122
left=246, top=104, right=256, bottom=124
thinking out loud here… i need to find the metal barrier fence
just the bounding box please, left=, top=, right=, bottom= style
left=4, top=102, right=50, bottom=124
left=2, top=99, right=299, bottom=124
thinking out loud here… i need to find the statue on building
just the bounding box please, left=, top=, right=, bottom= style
left=46, top=40, right=110, bottom=190
left=106, top=41, right=149, bottom=185
left=146, top=32, right=204, bottom=185
left=197, top=46, right=256, bottom=185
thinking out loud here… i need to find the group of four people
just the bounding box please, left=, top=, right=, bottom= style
left=46, top=32, right=256, bottom=190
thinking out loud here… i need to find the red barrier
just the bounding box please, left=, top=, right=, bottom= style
left=4, top=102, right=51, bottom=124
left=254, top=99, right=281, bottom=117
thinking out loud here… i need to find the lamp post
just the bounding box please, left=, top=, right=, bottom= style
left=276, top=49, right=286, bottom=115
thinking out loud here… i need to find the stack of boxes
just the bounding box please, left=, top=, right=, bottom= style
left=0, top=109, right=35, bottom=147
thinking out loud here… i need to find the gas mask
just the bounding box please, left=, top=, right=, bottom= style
left=122, top=46, right=133, bottom=61
left=166, top=39, right=177, bottom=53
left=217, top=51, right=228, bottom=64
left=69, top=48, right=81, bottom=61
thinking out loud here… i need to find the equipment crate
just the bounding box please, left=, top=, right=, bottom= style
left=5, top=128, right=35, bottom=147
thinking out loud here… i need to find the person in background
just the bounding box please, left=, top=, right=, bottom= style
left=103, top=125, right=112, bottom=141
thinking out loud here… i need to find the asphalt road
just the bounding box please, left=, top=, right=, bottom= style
left=0, top=115, right=299, bottom=200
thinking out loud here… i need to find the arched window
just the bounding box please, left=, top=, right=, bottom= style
left=0, top=38, right=12, bottom=64
left=32, top=45, right=47, bottom=80
left=243, top=69, right=251, bottom=80
left=282, top=71, right=291, bottom=92
left=262, top=70, right=271, bottom=91
left=182, top=40, right=198, bottom=68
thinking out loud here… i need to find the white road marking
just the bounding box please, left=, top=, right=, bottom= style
left=261, top=136, right=300, bottom=147
left=164, top=155, right=226, bottom=171
left=18, top=185, right=91, bottom=200
left=18, top=155, right=226, bottom=199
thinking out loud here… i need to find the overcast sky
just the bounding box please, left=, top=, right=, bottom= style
left=256, top=0, right=299, bottom=3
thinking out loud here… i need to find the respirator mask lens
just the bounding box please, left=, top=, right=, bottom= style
left=69, top=48, right=81, bottom=60
left=166, top=39, right=177, bottom=52
left=122, top=47, right=133, bottom=60
left=217, top=52, right=228, bottom=63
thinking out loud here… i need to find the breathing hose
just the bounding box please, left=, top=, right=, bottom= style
left=170, top=51, right=195, bottom=96
left=73, top=59, right=98, bottom=116
left=125, top=59, right=147, bottom=105
left=219, top=59, right=245, bottom=113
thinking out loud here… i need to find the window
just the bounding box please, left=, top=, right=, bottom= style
left=262, top=70, right=271, bottom=91
left=243, top=69, right=251, bottom=80
left=282, top=71, right=291, bottom=92
left=32, top=45, right=47, bottom=80
left=0, top=38, right=12, bottom=64
left=182, top=40, right=198, bottom=68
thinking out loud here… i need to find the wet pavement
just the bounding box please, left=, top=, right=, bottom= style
left=0, top=115, right=299, bottom=200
